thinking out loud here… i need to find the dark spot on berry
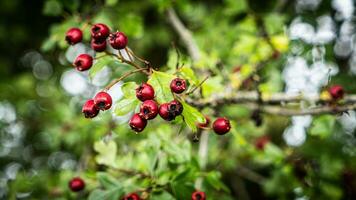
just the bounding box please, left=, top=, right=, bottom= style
left=97, top=102, right=105, bottom=109
left=93, top=26, right=100, bottom=33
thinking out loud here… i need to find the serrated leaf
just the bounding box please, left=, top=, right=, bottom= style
left=121, top=82, right=138, bottom=98
left=179, top=66, right=198, bottom=85
left=94, top=140, right=117, bottom=167
left=147, top=70, right=174, bottom=104
left=114, top=98, right=139, bottom=116
left=97, top=172, right=120, bottom=189
left=181, top=101, right=205, bottom=132
left=88, top=187, right=123, bottom=200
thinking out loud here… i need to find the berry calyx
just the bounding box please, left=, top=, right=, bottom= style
left=255, top=135, right=270, bottom=150
left=122, top=193, right=140, bottom=200
left=136, top=83, right=155, bottom=101
left=82, top=99, right=99, bottom=118
left=129, top=113, right=147, bottom=132
left=158, top=103, right=175, bottom=121
left=328, top=85, right=344, bottom=100
left=73, top=54, right=93, bottom=71
left=94, top=91, right=112, bottom=110
left=91, top=23, right=110, bottom=40
left=191, top=191, right=206, bottom=200
left=139, top=100, right=158, bottom=120
left=170, top=78, right=187, bottom=94
left=213, top=117, right=231, bottom=135
left=68, top=177, right=85, bottom=192
left=109, top=32, right=128, bottom=50
left=168, top=100, right=183, bottom=116
left=65, top=28, right=83, bottom=45
left=197, top=116, right=210, bottom=129
left=91, top=39, right=107, bottom=52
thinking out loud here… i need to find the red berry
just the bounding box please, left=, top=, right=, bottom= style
left=91, top=23, right=110, bottom=40
left=213, top=117, right=231, bottom=135
left=136, top=83, right=155, bottom=101
left=328, top=85, right=344, bottom=100
left=82, top=99, right=99, bottom=118
left=69, top=177, right=85, bottom=192
left=170, top=78, right=187, bottom=94
left=168, top=100, right=183, bottom=116
left=158, top=103, right=175, bottom=121
left=255, top=135, right=270, bottom=150
left=109, top=32, right=128, bottom=50
left=197, top=116, right=210, bottom=129
left=139, top=100, right=158, bottom=120
left=129, top=113, right=147, bottom=132
left=191, top=191, right=206, bottom=200
left=73, top=54, right=93, bottom=71
left=122, top=193, right=140, bottom=200
left=91, top=38, right=107, bottom=52
left=65, top=28, right=83, bottom=45
left=94, top=92, right=112, bottom=110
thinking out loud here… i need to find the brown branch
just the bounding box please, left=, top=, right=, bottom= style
left=104, top=68, right=148, bottom=91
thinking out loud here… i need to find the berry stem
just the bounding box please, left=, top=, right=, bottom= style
left=186, top=75, right=209, bottom=95
left=104, top=68, right=149, bottom=91
left=105, top=51, right=150, bottom=75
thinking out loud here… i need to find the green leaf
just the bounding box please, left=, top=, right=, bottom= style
left=147, top=70, right=174, bottom=104
left=93, top=140, right=117, bottom=167
left=114, top=98, right=139, bottom=116
left=201, top=76, right=223, bottom=98
left=105, top=0, right=118, bottom=6
left=178, top=66, right=198, bottom=85
left=181, top=101, right=205, bottom=132
left=170, top=181, right=195, bottom=200
left=205, top=171, right=230, bottom=192
left=121, top=82, right=138, bottom=98
left=150, top=191, right=176, bottom=200
left=97, top=172, right=120, bottom=189
left=43, top=0, right=63, bottom=16
left=89, top=55, right=117, bottom=79
left=309, top=115, right=335, bottom=138
left=88, top=187, right=123, bottom=200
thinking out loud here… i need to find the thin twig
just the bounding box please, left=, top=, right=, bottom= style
left=186, top=76, right=209, bottom=95
left=104, top=68, right=148, bottom=91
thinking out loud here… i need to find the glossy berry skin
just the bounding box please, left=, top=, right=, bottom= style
left=213, top=117, right=231, bottom=135
left=109, top=32, right=128, bottom=50
left=168, top=100, right=183, bottom=116
left=191, top=191, right=206, bottom=200
left=197, top=116, right=210, bottom=129
left=158, top=103, right=175, bottom=121
left=94, top=92, right=112, bottom=110
left=65, top=28, right=83, bottom=45
left=129, top=113, right=147, bottom=132
left=255, top=135, right=270, bottom=150
left=68, top=177, right=85, bottom=192
left=91, top=23, right=110, bottom=40
left=136, top=83, right=155, bottom=101
left=91, top=39, right=107, bottom=52
left=122, top=193, right=140, bottom=200
left=73, top=54, right=93, bottom=71
left=139, top=100, right=158, bottom=120
left=170, top=78, right=187, bottom=94
left=328, top=85, right=344, bottom=100
left=82, top=99, right=99, bottom=118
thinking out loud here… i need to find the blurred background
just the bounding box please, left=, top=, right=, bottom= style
left=0, top=0, right=356, bottom=199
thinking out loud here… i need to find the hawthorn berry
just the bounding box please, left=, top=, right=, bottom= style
left=170, top=78, right=187, bottom=94
left=129, top=113, right=147, bottom=132
left=91, top=23, right=110, bottom=40
left=168, top=100, right=183, bottom=116
left=191, top=191, right=206, bottom=200
left=197, top=116, right=210, bottom=129
left=65, top=28, right=83, bottom=45
left=255, top=135, right=270, bottom=150
left=68, top=177, right=85, bottom=192
left=213, top=117, right=231, bottom=135
left=73, top=54, right=93, bottom=71
left=158, top=103, right=175, bottom=121
left=94, top=91, right=112, bottom=110
left=136, top=83, right=155, bottom=101
left=122, top=193, right=140, bottom=200
left=109, top=32, right=128, bottom=50
left=139, top=100, right=158, bottom=120
left=328, top=85, right=344, bottom=100
left=82, top=99, right=99, bottom=118
left=91, top=39, right=107, bottom=52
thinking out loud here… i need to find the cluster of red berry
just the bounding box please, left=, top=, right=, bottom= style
left=66, top=23, right=128, bottom=72
left=69, top=177, right=206, bottom=199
